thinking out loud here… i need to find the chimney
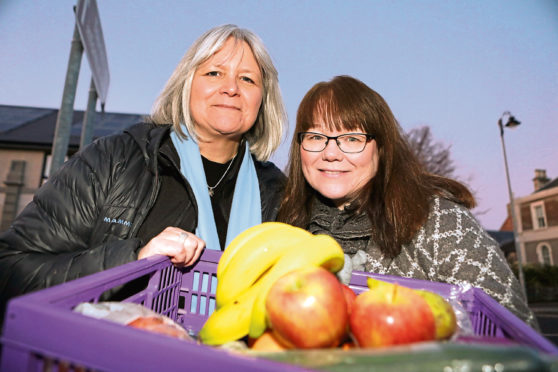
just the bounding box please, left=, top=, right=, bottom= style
left=533, top=169, right=550, bottom=191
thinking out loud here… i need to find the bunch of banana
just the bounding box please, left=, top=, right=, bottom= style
left=198, top=222, right=345, bottom=345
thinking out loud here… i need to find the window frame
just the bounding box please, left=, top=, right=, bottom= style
left=536, top=242, right=553, bottom=266
left=530, top=201, right=547, bottom=230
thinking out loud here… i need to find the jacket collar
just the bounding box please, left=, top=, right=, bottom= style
left=124, top=123, right=171, bottom=172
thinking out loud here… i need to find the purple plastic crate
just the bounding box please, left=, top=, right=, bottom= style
left=2, top=250, right=557, bottom=372
left=0, top=250, right=310, bottom=372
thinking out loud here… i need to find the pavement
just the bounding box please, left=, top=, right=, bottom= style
left=529, top=302, right=558, bottom=346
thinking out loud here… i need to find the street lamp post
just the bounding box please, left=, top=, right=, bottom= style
left=498, top=111, right=527, bottom=297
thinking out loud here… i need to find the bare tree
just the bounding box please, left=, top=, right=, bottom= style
left=405, top=126, right=456, bottom=178
left=405, top=126, right=488, bottom=217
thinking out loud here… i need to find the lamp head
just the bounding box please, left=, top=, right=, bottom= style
left=505, top=115, right=521, bottom=129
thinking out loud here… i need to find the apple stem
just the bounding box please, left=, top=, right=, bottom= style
left=391, top=285, right=398, bottom=303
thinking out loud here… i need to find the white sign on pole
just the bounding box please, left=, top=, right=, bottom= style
left=75, top=0, right=110, bottom=105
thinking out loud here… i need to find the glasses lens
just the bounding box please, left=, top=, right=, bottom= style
left=338, top=134, right=368, bottom=153
left=300, top=133, right=327, bottom=151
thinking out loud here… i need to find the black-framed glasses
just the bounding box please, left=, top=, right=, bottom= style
left=298, top=132, right=375, bottom=153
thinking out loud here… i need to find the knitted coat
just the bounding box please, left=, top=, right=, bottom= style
left=308, top=196, right=537, bottom=329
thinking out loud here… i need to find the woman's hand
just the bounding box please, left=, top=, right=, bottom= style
left=137, top=227, right=205, bottom=267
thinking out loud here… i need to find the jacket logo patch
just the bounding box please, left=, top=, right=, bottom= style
left=103, top=217, right=132, bottom=227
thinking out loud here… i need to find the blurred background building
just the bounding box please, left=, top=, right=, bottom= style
left=495, top=169, right=558, bottom=267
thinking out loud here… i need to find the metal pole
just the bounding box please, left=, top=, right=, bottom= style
left=80, top=77, right=98, bottom=149
left=498, top=119, right=527, bottom=297
left=50, top=21, right=83, bottom=176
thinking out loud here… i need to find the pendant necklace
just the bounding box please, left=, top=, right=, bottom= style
left=207, top=153, right=237, bottom=197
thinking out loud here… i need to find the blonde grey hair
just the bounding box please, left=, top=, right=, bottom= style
left=150, top=24, right=287, bottom=161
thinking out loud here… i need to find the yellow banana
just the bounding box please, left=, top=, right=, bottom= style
left=198, top=279, right=264, bottom=345
left=217, top=222, right=296, bottom=279
left=215, top=223, right=312, bottom=308
left=248, top=234, right=345, bottom=339
left=201, top=223, right=313, bottom=345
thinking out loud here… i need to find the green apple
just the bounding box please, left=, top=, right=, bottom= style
left=415, top=289, right=457, bottom=340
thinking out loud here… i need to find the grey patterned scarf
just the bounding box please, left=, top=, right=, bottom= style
left=307, top=196, right=398, bottom=281
left=307, top=196, right=372, bottom=255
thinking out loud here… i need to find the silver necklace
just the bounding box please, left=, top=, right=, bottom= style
left=207, top=153, right=237, bottom=197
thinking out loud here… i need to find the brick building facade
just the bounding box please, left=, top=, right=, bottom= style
left=500, top=169, right=558, bottom=266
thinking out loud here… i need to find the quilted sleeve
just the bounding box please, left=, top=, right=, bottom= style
left=0, top=136, right=142, bottom=327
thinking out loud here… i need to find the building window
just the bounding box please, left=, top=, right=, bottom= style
left=41, top=153, right=67, bottom=184
left=41, top=154, right=52, bottom=184
left=536, top=243, right=553, bottom=266
left=531, top=202, right=547, bottom=229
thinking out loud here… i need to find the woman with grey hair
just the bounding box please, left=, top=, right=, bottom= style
left=0, top=24, right=287, bottom=325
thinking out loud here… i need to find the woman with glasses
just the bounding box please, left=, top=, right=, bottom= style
left=278, top=75, right=536, bottom=328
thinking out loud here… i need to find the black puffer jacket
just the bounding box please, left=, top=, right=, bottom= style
left=0, top=123, right=286, bottom=323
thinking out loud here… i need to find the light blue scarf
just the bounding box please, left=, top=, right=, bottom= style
left=170, top=130, right=261, bottom=251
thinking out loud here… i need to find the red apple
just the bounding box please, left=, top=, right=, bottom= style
left=265, top=266, right=349, bottom=349
left=341, top=284, right=357, bottom=315
left=339, top=284, right=357, bottom=343
left=349, top=283, right=436, bottom=348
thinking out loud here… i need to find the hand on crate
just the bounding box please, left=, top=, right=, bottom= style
left=138, top=226, right=205, bottom=267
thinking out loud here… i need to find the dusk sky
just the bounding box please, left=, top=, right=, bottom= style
left=1, top=0, right=557, bottom=230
